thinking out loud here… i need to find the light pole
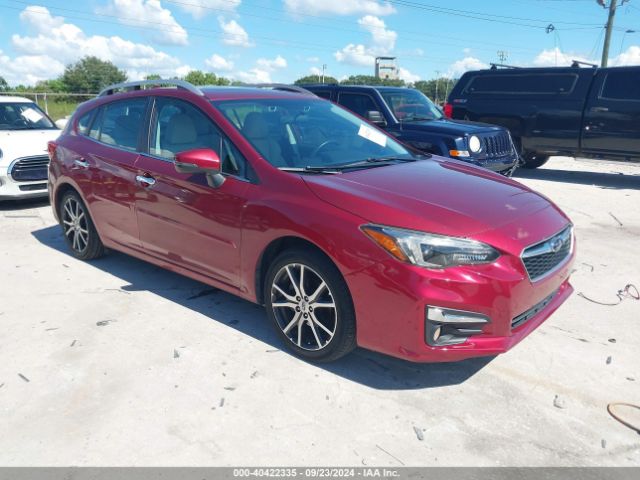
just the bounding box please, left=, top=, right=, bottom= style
left=434, top=70, right=440, bottom=104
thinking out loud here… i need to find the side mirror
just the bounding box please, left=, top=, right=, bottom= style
left=175, top=148, right=225, bottom=188
left=366, top=110, right=387, bottom=126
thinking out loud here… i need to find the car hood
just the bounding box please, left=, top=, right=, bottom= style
left=399, top=117, right=504, bottom=136
left=0, top=129, right=60, bottom=167
left=303, top=158, right=563, bottom=239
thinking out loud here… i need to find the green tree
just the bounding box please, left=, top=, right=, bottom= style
left=145, top=74, right=162, bottom=80
left=294, top=74, right=339, bottom=85
left=0, top=76, right=8, bottom=91
left=340, top=75, right=406, bottom=87
left=183, top=70, right=231, bottom=86
left=61, top=56, right=127, bottom=93
left=414, top=78, right=459, bottom=104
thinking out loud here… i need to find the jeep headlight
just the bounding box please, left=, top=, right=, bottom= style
left=468, top=135, right=482, bottom=153
left=361, top=225, right=500, bottom=269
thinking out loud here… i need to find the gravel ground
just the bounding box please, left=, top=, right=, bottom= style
left=0, top=156, right=638, bottom=466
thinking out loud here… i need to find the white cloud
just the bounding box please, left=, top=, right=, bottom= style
left=5, top=6, right=186, bottom=85
left=335, top=15, right=396, bottom=67
left=234, top=68, right=272, bottom=83
left=398, top=67, right=420, bottom=83
left=177, top=0, right=241, bottom=19
left=284, top=0, right=395, bottom=16
left=218, top=16, right=253, bottom=47
left=610, top=45, right=640, bottom=66
left=98, top=0, right=188, bottom=46
left=205, top=53, right=234, bottom=71
left=309, top=66, right=322, bottom=76
left=447, top=56, right=489, bottom=77
left=532, top=47, right=588, bottom=67
left=256, top=55, right=287, bottom=71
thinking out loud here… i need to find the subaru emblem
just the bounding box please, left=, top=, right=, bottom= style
left=550, top=237, right=563, bottom=253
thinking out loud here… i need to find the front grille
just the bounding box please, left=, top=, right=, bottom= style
left=19, top=183, right=47, bottom=192
left=8, top=155, right=50, bottom=182
left=512, top=289, right=559, bottom=329
left=481, top=132, right=513, bottom=158
left=521, top=226, right=572, bottom=282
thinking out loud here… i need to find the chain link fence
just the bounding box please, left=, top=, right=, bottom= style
left=0, top=91, right=96, bottom=121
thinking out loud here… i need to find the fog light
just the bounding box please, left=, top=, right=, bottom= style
left=426, top=306, right=490, bottom=347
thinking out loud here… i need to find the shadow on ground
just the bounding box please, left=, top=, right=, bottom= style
left=0, top=197, right=50, bottom=211
left=32, top=224, right=492, bottom=390
left=514, top=167, right=640, bottom=190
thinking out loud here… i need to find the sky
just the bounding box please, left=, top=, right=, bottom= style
left=1, top=0, right=640, bottom=87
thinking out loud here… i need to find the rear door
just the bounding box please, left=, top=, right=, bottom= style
left=581, top=68, right=640, bottom=159
left=134, top=96, right=251, bottom=287
left=84, top=97, right=148, bottom=250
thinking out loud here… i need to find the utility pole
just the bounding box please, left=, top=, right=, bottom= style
left=600, top=0, right=618, bottom=67
left=434, top=70, right=441, bottom=104
left=497, top=50, right=508, bottom=63
left=321, top=64, right=327, bottom=83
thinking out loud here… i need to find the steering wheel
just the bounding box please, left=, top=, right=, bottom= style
left=311, top=140, right=340, bottom=158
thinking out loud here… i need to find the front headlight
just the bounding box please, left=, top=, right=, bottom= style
left=468, top=135, right=481, bottom=153
left=361, top=225, right=500, bottom=269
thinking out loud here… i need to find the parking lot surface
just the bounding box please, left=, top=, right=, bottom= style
left=0, top=157, right=639, bottom=466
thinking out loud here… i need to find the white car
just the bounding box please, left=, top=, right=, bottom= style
left=0, top=96, right=60, bottom=200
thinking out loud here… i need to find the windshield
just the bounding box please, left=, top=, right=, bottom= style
left=380, top=89, right=443, bottom=122
left=0, top=102, right=56, bottom=130
left=213, top=98, right=413, bottom=170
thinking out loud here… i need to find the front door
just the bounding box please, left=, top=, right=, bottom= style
left=581, top=68, right=640, bottom=159
left=134, top=96, right=250, bottom=287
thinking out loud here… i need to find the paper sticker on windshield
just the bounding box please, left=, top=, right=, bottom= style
left=21, top=108, right=44, bottom=123
left=358, top=124, right=387, bottom=147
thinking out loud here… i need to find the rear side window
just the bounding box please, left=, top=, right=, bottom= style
left=314, top=91, right=332, bottom=100
left=466, top=74, right=578, bottom=95
left=77, top=111, right=93, bottom=136
left=601, top=70, right=640, bottom=101
left=89, top=98, right=147, bottom=151
left=337, top=93, right=379, bottom=117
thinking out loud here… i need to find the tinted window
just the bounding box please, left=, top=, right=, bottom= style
left=150, top=97, right=246, bottom=177
left=380, top=89, right=442, bottom=121
left=338, top=93, right=379, bottom=117
left=601, top=70, right=640, bottom=101
left=314, top=91, right=332, bottom=100
left=89, top=98, right=147, bottom=150
left=466, top=74, right=578, bottom=94
left=77, top=111, right=93, bottom=136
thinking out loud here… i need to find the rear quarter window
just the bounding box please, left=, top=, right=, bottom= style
left=600, top=70, right=640, bottom=101
left=465, top=73, right=578, bottom=95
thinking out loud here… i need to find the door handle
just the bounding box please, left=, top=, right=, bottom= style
left=74, top=158, right=89, bottom=168
left=136, top=175, right=156, bottom=187
left=591, top=106, right=609, bottom=113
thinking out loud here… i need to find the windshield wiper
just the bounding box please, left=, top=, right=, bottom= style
left=278, top=167, right=341, bottom=174
left=401, top=115, right=437, bottom=122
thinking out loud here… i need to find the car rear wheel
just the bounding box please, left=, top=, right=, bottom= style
left=521, top=153, right=550, bottom=169
left=265, top=249, right=356, bottom=362
left=60, top=191, right=105, bottom=260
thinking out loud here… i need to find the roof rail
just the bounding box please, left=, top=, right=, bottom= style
left=571, top=60, right=598, bottom=68
left=248, top=83, right=316, bottom=95
left=98, top=79, right=204, bottom=97
left=489, top=63, right=521, bottom=70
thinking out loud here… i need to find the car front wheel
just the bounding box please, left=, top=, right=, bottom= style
left=265, top=249, right=356, bottom=362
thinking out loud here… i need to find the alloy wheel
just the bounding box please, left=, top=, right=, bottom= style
left=62, top=196, right=89, bottom=254
left=270, top=263, right=337, bottom=351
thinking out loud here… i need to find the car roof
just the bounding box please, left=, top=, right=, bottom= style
left=201, top=86, right=318, bottom=101
left=303, top=84, right=412, bottom=93
left=0, top=95, right=34, bottom=103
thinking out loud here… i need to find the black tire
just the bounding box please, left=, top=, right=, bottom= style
left=264, top=248, right=356, bottom=362
left=59, top=191, right=105, bottom=260
left=521, top=153, right=550, bottom=169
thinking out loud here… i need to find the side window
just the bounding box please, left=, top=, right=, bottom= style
left=338, top=93, right=379, bottom=117
left=601, top=71, right=640, bottom=101
left=151, top=97, right=246, bottom=177
left=77, top=111, right=93, bottom=136
left=314, top=91, right=332, bottom=100
left=466, top=74, right=578, bottom=95
left=89, top=98, right=147, bottom=150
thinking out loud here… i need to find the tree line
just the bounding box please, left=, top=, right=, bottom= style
left=0, top=56, right=457, bottom=103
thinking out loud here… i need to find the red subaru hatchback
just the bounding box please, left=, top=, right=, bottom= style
left=48, top=80, right=575, bottom=363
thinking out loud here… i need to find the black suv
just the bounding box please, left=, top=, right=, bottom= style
left=446, top=65, right=640, bottom=168
left=302, top=84, right=519, bottom=175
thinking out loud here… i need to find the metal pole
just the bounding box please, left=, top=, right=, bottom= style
left=44, top=93, right=49, bottom=114
left=322, top=64, right=327, bottom=83
left=601, top=0, right=618, bottom=67
left=434, top=70, right=440, bottom=104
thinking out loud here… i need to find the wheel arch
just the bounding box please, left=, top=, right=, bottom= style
left=254, top=235, right=342, bottom=305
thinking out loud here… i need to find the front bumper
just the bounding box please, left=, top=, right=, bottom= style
left=468, top=152, right=519, bottom=173
left=345, top=233, right=575, bottom=363
left=0, top=166, right=49, bottom=200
